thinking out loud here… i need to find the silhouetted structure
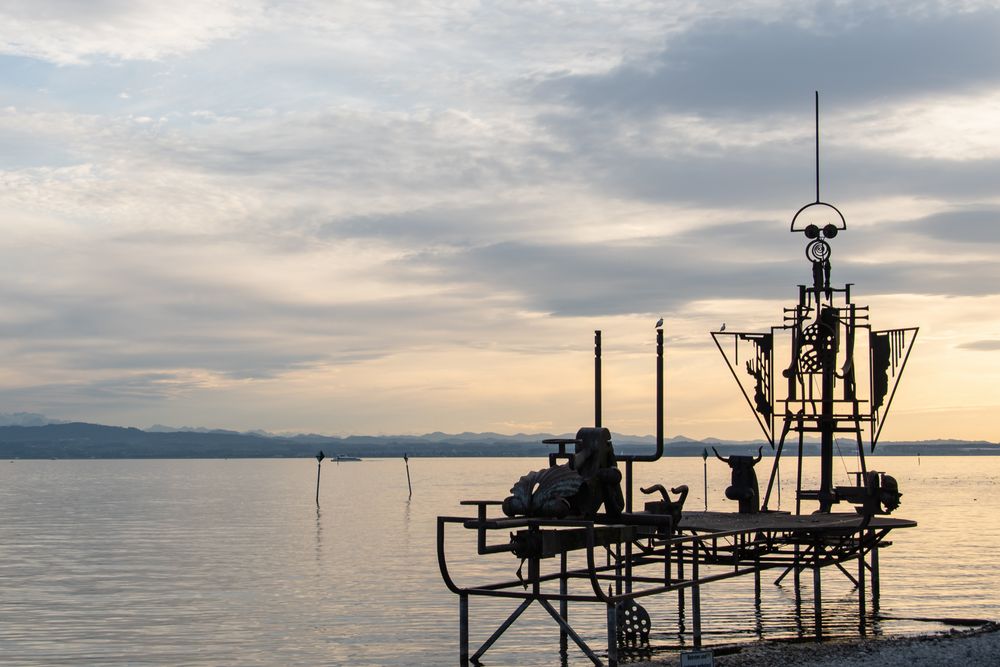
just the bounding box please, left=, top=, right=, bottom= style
left=437, top=94, right=918, bottom=666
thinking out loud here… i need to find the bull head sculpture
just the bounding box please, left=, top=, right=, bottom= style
left=713, top=446, right=763, bottom=514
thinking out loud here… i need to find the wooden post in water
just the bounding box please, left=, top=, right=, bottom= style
left=315, top=450, right=325, bottom=506
left=404, top=453, right=412, bottom=497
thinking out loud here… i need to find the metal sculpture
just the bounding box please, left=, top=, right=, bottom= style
left=712, top=447, right=762, bottom=514
left=502, top=427, right=626, bottom=520
left=713, top=92, right=917, bottom=515
left=502, top=464, right=584, bottom=519
left=437, top=95, right=919, bottom=666
left=639, top=483, right=688, bottom=530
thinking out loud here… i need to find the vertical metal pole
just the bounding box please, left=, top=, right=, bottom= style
left=871, top=542, right=880, bottom=610
left=615, top=543, right=622, bottom=596
left=560, top=551, right=568, bottom=658
left=820, top=322, right=835, bottom=512
left=607, top=601, right=619, bottom=667
left=677, top=543, right=686, bottom=632
left=460, top=594, right=469, bottom=666
left=665, top=538, right=672, bottom=585
left=625, top=539, right=633, bottom=595
left=858, top=542, right=867, bottom=634
left=692, top=554, right=702, bottom=648
left=625, top=460, right=633, bottom=513
left=796, top=427, right=804, bottom=515
left=595, top=330, right=602, bottom=428
left=656, top=327, right=663, bottom=453
left=813, top=553, right=823, bottom=640
left=815, top=90, right=820, bottom=203
left=754, top=554, right=761, bottom=606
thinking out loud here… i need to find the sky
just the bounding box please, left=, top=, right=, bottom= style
left=0, top=0, right=997, bottom=441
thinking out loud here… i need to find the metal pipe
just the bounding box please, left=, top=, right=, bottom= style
left=815, top=90, right=820, bottom=203
left=595, top=330, right=602, bottom=428
left=657, top=326, right=663, bottom=458
left=616, top=327, right=665, bottom=464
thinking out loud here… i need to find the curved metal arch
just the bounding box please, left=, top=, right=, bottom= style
left=790, top=201, right=847, bottom=232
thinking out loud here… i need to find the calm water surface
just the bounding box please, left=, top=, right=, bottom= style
left=0, top=456, right=997, bottom=665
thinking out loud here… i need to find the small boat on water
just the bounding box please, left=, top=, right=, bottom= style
left=335, top=455, right=362, bottom=462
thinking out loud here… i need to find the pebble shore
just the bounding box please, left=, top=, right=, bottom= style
left=635, top=622, right=1000, bottom=666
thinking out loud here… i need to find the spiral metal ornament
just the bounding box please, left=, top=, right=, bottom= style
left=806, top=239, right=831, bottom=263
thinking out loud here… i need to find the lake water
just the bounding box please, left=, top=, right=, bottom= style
left=0, top=455, right=997, bottom=665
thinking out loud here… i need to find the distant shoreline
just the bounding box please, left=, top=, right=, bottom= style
left=0, top=422, right=995, bottom=460
left=6, top=450, right=1000, bottom=461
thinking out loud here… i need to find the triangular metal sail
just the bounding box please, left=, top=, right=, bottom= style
left=712, top=332, right=774, bottom=446
left=870, top=327, right=918, bottom=449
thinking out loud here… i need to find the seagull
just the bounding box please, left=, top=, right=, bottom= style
left=720, top=323, right=726, bottom=332
left=655, top=317, right=664, bottom=328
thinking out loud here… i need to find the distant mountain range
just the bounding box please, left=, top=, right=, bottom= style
left=0, top=420, right=996, bottom=459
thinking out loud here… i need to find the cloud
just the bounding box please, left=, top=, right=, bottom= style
left=958, top=340, right=1000, bottom=351
left=537, top=6, right=1000, bottom=117
left=0, top=1, right=260, bottom=64
left=906, top=208, right=1000, bottom=244
left=405, top=215, right=1000, bottom=319
left=0, top=1, right=997, bottom=437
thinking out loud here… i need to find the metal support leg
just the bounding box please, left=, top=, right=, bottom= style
left=813, top=562, right=822, bottom=641
left=560, top=551, right=568, bottom=657
left=871, top=543, right=880, bottom=611
left=692, top=556, right=702, bottom=648
left=677, top=545, right=686, bottom=635
left=607, top=602, right=619, bottom=667
left=460, top=594, right=469, bottom=666
left=754, top=554, right=761, bottom=605
left=538, top=599, right=603, bottom=666
left=470, top=599, right=533, bottom=664
left=834, top=561, right=860, bottom=587
left=615, top=543, right=622, bottom=595
left=858, top=547, right=866, bottom=635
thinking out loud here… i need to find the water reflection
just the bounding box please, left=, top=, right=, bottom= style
left=0, top=456, right=995, bottom=666
left=315, top=506, right=323, bottom=564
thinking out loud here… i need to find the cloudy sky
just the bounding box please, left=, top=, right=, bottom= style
left=0, top=0, right=997, bottom=440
